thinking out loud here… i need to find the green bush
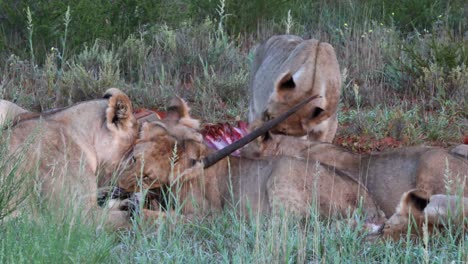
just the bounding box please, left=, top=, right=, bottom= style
left=0, top=0, right=191, bottom=63
left=383, top=0, right=466, bottom=33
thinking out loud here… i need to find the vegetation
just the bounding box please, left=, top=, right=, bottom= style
left=0, top=0, right=466, bottom=262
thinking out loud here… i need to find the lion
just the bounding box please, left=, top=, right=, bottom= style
left=382, top=189, right=468, bottom=240
left=241, top=133, right=468, bottom=218
left=0, top=100, right=67, bottom=127
left=118, top=98, right=384, bottom=224
left=1, top=88, right=138, bottom=229
left=0, top=99, right=29, bottom=125
left=249, top=35, right=341, bottom=142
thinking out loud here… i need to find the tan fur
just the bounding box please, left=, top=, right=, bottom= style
left=243, top=134, right=468, bottom=238
left=0, top=100, right=29, bottom=124
left=119, top=98, right=206, bottom=192
left=118, top=100, right=383, bottom=222
left=382, top=189, right=468, bottom=240
left=2, top=88, right=139, bottom=229
left=248, top=35, right=341, bottom=142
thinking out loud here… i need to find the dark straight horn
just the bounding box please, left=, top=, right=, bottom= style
left=202, top=94, right=321, bottom=169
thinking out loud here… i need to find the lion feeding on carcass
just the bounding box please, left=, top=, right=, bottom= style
left=118, top=97, right=384, bottom=226
left=1, top=88, right=138, bottom=229
left=117, top=97, right=467, bottom=239
left=249, top=35, right=341, bottom=142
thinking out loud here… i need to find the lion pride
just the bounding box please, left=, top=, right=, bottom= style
left=249, top=35, right=341, bottom=142
left=118, top=99, right=467, bottom=238
left=1, top=88, right=138, bottom=229
left=118, top=98, right=383, bottom=223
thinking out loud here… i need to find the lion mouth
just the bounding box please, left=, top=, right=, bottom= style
left=101, top=185, right=172, bottom=212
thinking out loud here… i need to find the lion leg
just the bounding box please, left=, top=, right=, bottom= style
left=266, top=160, right=311, bottom=218
left=84, top=192, right=134, bottom=230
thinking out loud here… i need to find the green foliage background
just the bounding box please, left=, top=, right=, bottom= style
left=1, top=0, right=465, bottom=63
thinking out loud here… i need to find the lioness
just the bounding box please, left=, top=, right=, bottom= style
left=242, top=133, right=468, bottom=218
left=249, top=35, right=341, bottom=142
left=0, top=99, right=28, bottom=124
left=382, top=189, right=468, bottom=240
left=2, top=88, right=138, bottom=229
left=118, top=98, right=383, bottom=223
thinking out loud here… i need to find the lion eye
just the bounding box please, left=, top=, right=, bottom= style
left=143, top=175, right=150, bottom=181
left=131, top=156, right=136, bottom=164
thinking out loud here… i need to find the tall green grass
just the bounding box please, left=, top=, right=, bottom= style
left=1, top=129, right=467, bottom=263
left=1, top=199, right=466, bottom=263
left=0, top=129, right=33, bottom=222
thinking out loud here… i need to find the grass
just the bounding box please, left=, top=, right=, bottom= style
left=0, top=215, right=116, bottom=263
left=0, top=0, right=467, bottom=262
left=0, top=129, right=466, bottom=263
left=1, top=195, right=467, bottom=263
left=1, top=1, right=465, bottom=138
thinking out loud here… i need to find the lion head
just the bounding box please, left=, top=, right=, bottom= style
left=249, top=36, right=341, bottom=142
left=118, top=97, right=205, bottom=192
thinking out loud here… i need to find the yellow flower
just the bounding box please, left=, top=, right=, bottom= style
left=391, top=12, right=394, bottom=16
left=368, top=29, right=373, bottom=33
left=344, top=23, right=348, bottom=27
left=380, top=22, right=384, bottom=26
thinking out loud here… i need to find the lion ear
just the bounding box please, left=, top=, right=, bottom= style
left=397, top=189, right=430, bottom=216
left=103, top=87, right=125, bottom=99
left=275, top=71, right=296, bottom=91
left=106, top=91, right=137, bottom=133
left=139, top=121, right=168, bottom=141
left=273, top=71, right=297, bottom=102
left=165, top=96, right=200, bottom=129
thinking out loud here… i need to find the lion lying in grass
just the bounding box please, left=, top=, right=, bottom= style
left=242, top=133, right=468, bottom=218
left=243, top=134, right=468, bottom=238
left=382, top=189, right=468, bottom=240
left=116, top=98, right=467, bottom=238
left=0, top=99, right=28, bottom=125
left=1, top=88, right=138, bottom=229
left=118, top=98, right=384, bottom=225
